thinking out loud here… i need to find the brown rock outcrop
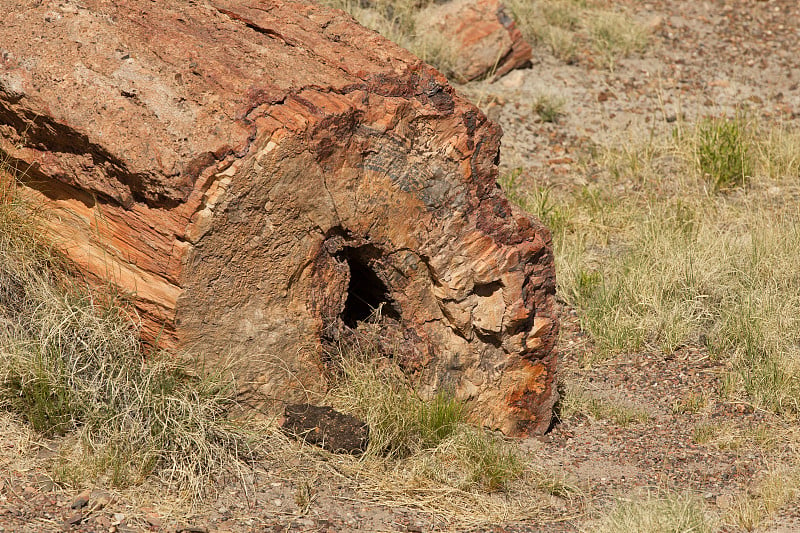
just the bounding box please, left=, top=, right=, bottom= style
left=416, top=0, right=532, bottom=81
left=0, top=0, right=556, bottom=434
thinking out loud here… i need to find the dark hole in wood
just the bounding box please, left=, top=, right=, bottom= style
left=474, top=280, right=502, bottom=297
left=337, top=245, right=399, bottom=327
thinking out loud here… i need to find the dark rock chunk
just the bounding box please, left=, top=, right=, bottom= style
left=69, top=489, right=91, bottom=510
left=282, top=404, right=369, bottom=455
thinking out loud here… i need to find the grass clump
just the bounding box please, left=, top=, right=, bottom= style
left=758, top=125, right=800, bottom=180
left=725, top=467, right=800, bottom=531
left=597, top=491, right=713, bottom=533
left=504, top=0, right=582, bottom=62
left=693, top=114, right=754, bottom=190
left=326, top=333, right=462, bottom=458
left=326, top=328, right=524, bottom=492
left=692, top=420, right=784, bottom=452
left=499, top=168, right=572, bottom=235
left=533, top=93, right=566, bottom=123
left=416, top=390, right=466, bottom=449
left=417, top=426, right=525, bottom=492
left=0, top=172, right=255, bottom=497
left=588, top=11, right=649, bottom=69
left=692, top=422, right=723, bottom=446
left=522, top=0, right=583, bottom=62
left=505, top=0, right=649, bottom=67
left=670, top=393, right=708, bottom=415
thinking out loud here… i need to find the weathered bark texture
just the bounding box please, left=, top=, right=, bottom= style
left=0, top=0, right=557, bottom=434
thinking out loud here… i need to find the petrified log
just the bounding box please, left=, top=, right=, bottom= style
left=0, top=0, right=557, bottom=434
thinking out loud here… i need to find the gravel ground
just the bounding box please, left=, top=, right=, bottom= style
left=2, top=0, right=800, bottom=531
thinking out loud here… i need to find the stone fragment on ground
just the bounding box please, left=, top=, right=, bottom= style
left=177, top=526, right=209, bottom=533
left=69, top=489, right=91, bottom=510
left=282, top=404, right=370, bottom=454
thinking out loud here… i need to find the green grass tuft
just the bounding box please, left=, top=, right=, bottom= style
left=670, top=392, right=708, bottom=415
left=695, top=115, right=754, bottom=191
left=416, top=390, right=465, bottom=449
left=458, top=428, right=525, bottom=492
left=533, top=93, right=566, bottom=123
left=326, top=326, right=525, bottom=492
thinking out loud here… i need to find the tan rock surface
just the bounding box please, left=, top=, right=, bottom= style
left=0, top=0, right=556, bottom=434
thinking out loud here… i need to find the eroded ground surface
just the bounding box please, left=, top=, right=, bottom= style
left=2, top=0, right=800, bottom=531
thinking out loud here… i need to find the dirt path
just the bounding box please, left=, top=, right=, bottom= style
left=2, top=1, right=800, bottom=531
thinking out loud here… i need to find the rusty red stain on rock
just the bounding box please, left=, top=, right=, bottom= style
left=504, top=358, right=557, bottom=435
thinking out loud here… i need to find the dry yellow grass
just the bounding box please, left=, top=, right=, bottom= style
left=724, top=466, right=800, bottom=530
left=0, top=167, right=260, bottom=500
left=505, top=0, right=649, bottom=67
left=596, top=490, right=713, bottom=533
left=505, top=116, right=800, bottom=418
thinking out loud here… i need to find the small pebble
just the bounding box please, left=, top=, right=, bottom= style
left=144, top=513, right=163, bottom=528
left=70, top=489, right=92, bottom=510
left=64, top=511, right=83, bottom=526
left=177, top=526, right=209, bottom=533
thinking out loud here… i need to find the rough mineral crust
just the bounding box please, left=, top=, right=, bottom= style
left=0, top=0, right=557, bottom=434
